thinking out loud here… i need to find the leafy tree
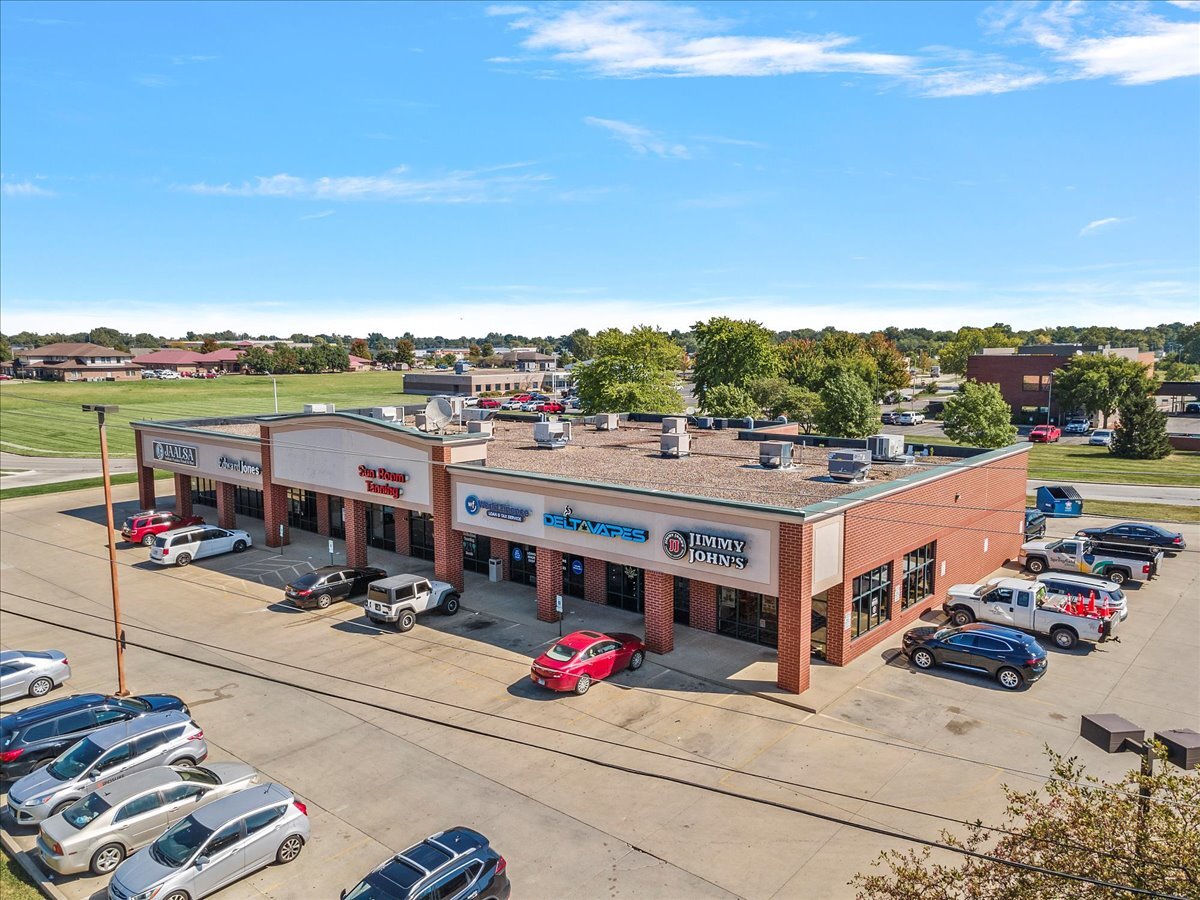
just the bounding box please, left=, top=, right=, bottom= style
left=242, top=346, right=274, bottom=373
left=703, top=384, right=760, bottom=418
left=573, top=326, right=684, bottom=415
left=479, top=341, right=494, bottom=359
left=131, top=332, right=162, bottom=349
left=1053, top=355, right=1156, bottom=427
left=1110, top=393, right=1172, bottom=460
left=865, top=332, right=910, bottom=393
left=564, top=328, right=593, bottom=362
left=942, top=381, right=1018, bottom=448
left=780, top=339, right=828, bottom=390
left=439, top=353, right=458, bottom=367
left=852, top=744, right=1199, bottom=900
left=199, top=337, right=219, bottom=354
left=816, top=372, right=877, bottom=438
left=1155, top=359, right=1200, bottom=382
left=1177, top=322, right=1200, bottom=364
left=751, top=378, right=823, bottom=432
left=938, top=326, right=1022, bottom=375
left=88, top=326, right=130, bottom=351
left=271, top=344, right=301, bottom=374
left=692, top=317, right=781, bottom=407
left=394, top=339, right=416, bottom=367
left=366, top=332, right=390, bottom=352
left=349, top=339, right=372, bottom=360
left=374, top=350, right=396, bottom=366
left=0, top=336, right=10, bottom=362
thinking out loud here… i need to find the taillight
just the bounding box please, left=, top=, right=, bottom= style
left=1143, top=564, right=1151, bottom=574
left=61, top=659, right=68, bottom=666
left=293, top=800, right=308, bottom=816
left=1174, top=536, right=1183, bottom=544
left=495, top=855, right=507, bottom=876
left=1026, top=658, right=1042, bottom=666
left=0, top=748, right=25, bottom=763
left=51, top=840, right=64, bottom=855
left=188, top=729, right=204, bottom=741
left=296, top=589, right=311, bottom=596
left=162, top=547, right=170, bottom=555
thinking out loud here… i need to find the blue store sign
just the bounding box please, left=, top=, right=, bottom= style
left=512, top=546, right=523, bottom=562
left=571, top=558, right=584, bottom=576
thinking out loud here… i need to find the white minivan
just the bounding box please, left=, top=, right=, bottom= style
left=151, top=526, right=252, bottom=567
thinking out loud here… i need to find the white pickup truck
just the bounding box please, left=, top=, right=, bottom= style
left=943, top=577, right=1118, bottom=650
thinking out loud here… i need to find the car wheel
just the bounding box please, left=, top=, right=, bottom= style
left=628, top=650, right=645, bottom=670
left=142, top=533, right=156, bottom=546
left=275, top=834, right=305, bottom=864
left=163, top=892, right=191, bottom=900
left=90, top=843, right=126, bottom=875
left=398, top=610, right=417, bottom=632
left=997, top=667, right=1023, bottom=690
left=176, top=553, right=192, bottom=567
left=574, top=674, right=592, bottom=695
left=50, top=800, right=74, bottom=817
left=316, top=593, right=333, bottom=609
left=442, top=594, right=460, bottom=615
left=28, top=677, right=54, bottom=697
left=233, top=539, right=247, bottom=552
left=1108, top=570, right=1127, bottom=585
left=1026, top=558, right=1046, bottom=574
left=1051, top=628, right=1077, bottom=650
left=950, top=608, right=974, bottom=627
left=911, top=649, right=935, bottom=670
left=174, top=757, right=197, bottom=768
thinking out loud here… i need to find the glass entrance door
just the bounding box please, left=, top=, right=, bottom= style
left=673, top=577, right=690, bottom=625
left=408, top=511, right=435, bottom=560
left=606, top=563, right=643, bottom=613
left=328, top=496, right=345, bottom=540
left=287, top=488, right=317, bottom=532
left=463, top=533, right=491, bottom=574
left=718, top=587, right=778, bottom=647
left=366, top=504, right=396, bottom=551
left=811, top=590, right=829, bottom=659
left=562, top=555, right=586, bottom=598
left=510, top=544, right=537, bottom=586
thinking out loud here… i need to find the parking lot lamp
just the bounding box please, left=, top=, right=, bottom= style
left=82, top=404, right=128, bottom=696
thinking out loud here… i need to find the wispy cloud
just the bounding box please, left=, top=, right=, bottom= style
left=178, top=163, right=550, bottom=203
left=865, top=280, right=978, bottom=291
left=2, top=180, right=55, bottom=197
left=170, top=54, right=218, bottom=65
left=693, top=134, right=769, bottom=149
left=300, top=209, right=335, bottom=220
left=583, top=117, right=689, bottom=158
left=1079, top=216, right=1127, bottom=236
left=135, top=74, right=173, bottom=88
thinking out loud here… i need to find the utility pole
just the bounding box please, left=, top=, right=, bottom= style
left=1046, top=373, right=1054, bottom=426
left=272, top=376, right=279, bottom=413
left=83, top=404, right=128, bottom=696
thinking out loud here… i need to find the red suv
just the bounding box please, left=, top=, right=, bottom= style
left=477, top=398, right=502, bottom=409
left=535, top=401, right=565, bottom=414
left=122, top=512, right=205, bottom=546
left=1029, top=424, right=1061, bottom=443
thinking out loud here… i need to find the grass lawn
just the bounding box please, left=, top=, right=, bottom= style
left=1, top=848, right=41, bottom=900
left=0, top=373, right=423, bottom=458
left=1026, top=495, right=1198, bottom=524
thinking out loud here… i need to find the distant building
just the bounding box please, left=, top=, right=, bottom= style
left=347, top=355, right=373, bottom=371
left=501, top=350, right=558, bottom=372
left=132, top=348, right=246, bottom=374
left=403, top=368, right=571, bottom=396
left=14, top=342, right=140, bottom=381
left=966, top=344, right=1155, bottom=425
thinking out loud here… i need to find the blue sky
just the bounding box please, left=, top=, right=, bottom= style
left=2, top=0, right=1198, bottom=338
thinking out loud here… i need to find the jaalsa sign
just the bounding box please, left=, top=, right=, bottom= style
left=452, top=480, right=775, bottom=591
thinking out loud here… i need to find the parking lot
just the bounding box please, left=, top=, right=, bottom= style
left=2, top=484, right=1197, bottom=899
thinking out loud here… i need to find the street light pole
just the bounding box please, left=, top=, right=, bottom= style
left=1046, top=373, right=1053, bottom=426
left=272, top=377, right=278, bottom=413
left=83, top=404, right=128, bottom=696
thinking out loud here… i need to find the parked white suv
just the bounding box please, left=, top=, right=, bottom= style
left=151, top=526, right=252, bottom=567
left=365, top=575, right=460, bottom=631
left=897, top=411, right=925, bottom=425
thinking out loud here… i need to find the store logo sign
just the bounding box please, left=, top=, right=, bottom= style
left=663, top=529, right=748, bottom=570
left=218, top=456, right=262, bottom=476
left=153, top=440, right=197, bottom=467
left=464, top=494, right=531, bottom=523
left=544, top=505, right=648, bottom=543
left=358, top=464, right=407, bottom=500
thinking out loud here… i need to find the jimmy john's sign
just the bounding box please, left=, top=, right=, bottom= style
left=663, top=529, right=748, bottom=570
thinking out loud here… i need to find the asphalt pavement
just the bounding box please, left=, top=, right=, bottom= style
left=0, top=451, right=136, bottom=488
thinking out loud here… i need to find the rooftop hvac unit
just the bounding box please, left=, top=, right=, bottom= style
left=867, top=433, right=905, bottom=461
left=448, top=397, right=466, bottom=417
left=695, top=416, right=714, bottom=429
left=594, top=413, right=619, bottom=431
left=414, top=412, right=429, bottom=430
left=534, top=421, right=569, bottom=449
left=828, top=449, right=872, bottom=483
left=304, top=403, right=334, bottom=414
left=661, top=433, right=690, bottom=458
left=467, top=420, right=494, bottom=436
left=369, top=406, right=397, bottom=421
left=759, top=441, right=793, bottom=469
left=662, top=417, right=687, bottom=434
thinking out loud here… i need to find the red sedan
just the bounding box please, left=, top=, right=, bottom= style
left=530, top=630, right=645, bottom=695
left=1029, top=424, right=1062, bottom=443
left=535, top=401, right=565, bottom=414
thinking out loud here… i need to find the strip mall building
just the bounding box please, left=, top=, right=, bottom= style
left=131, top=410, right=1029, bottom=695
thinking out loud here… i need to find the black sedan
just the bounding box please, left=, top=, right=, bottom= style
left=1076, top=522, right=1186, bottom=553
left=285, top=565, right=388, bottom=609
left=901, top=623, right=1047, bottom=691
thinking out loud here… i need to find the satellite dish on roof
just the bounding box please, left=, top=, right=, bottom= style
left=685, top=406, right=697, bottom=415
left=424, top=397, right=453, bottom=432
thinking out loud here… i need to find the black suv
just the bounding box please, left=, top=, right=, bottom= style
left=285, top=565, right=388, bottom=609
left=901, top=623, right=1048, bottom=691
left=0, top=692, right=187, bottom=779
left=342, top=827, right=510, bottom=900
left=1023, top=508, right=1047, bottom=541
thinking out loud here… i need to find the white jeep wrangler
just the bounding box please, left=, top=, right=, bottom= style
left=365, top=574, right=460, bottom=631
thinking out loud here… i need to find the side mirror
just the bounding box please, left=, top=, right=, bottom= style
left=195, top=856, right=210, bottom=869
left=341, top=891, right=348, bottom=899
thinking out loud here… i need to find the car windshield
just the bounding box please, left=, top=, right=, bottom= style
left=177, top=768, right=220, bottom=785
left=151, top=817, right=214, bottom=868
left=62, top=793, right=111, bottom=830
left=545, top=643, right=579, bottom=662
left=47, top=738, right=104, bottom=780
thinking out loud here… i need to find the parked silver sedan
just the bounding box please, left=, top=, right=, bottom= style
left=0, top=650, right=71, bottom=702
left=38, top=763, right=259, bottom=876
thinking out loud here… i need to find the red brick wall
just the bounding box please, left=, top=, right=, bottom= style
left=584, top=556, right=606, bottom=604
left=430, top=447, right=464, bottom=591
left=643, top=571, right=674, bottom=654
left=776, top=521, right=812, bottom=693
left=536, top=547, right=563, bottom=622
left=393, top=509, right=412, bottom=557
left=315, top=492, right=331, bottom=537
left=966, top=354, right=1063, bottom=419
left=689, top=580, right=717, bottom=632
left=345, top=498, right=368, bottom=568
left=134, top=439, right=156, bottom=510
left=259, top=425, right=289, bottom=548
left=173, top=473, right=193, bottom=518
left=829, top=451, right=1027, bottom=666
left=216, top=482, right=236, bottom=529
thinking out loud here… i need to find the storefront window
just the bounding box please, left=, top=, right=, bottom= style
left=286, top=488, right=317, bottom=533
left=851, top=564, right=892, bottom=639
left=463, top=533, right=492, bottom=575
left=718, top=587, right=777, bottom=647
left=673, top=576, right=690, bottom=625
left=408, top=511, right=435, bottom=560
left=191, top=478, right=216, bottom=508
left=811, top=590, right=829, bottom=659
left=234, top=487, right=264, bottom=519
left=509, top=544, right=537, bottom=586
left=328, top=496, right=345, bottom=539
left=366, top=504, right=396, bottom=551
left=562, top=555, right=586, bottom=598
left=902, top=542, right=936, bottom=609
left=606, top=563, right=643, bottom=613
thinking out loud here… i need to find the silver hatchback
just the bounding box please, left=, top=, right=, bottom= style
left=0, top=650, right=71, bottom=702
left=38, top=763, right=258, bottom=876
left=109, top=783, right=310, bottom=900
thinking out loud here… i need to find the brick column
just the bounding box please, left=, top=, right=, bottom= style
left=315, top=492, right=331, bottom=537
left=431, top=447, right=463, bottom=591
left=824, top=582, right=850, bottom=666
left=134, top=439, right=156, bottom=510
left=173, top=473, right=193, bottom=518
left=689, top=580, right=717, bottom=633
left=584, top=557, right=606, bottom=604
left=776, top=521, right=813, bottom=694
left=259, top=425, right=289, bottom=548
left=393, top=509, right=411, bottom=558
left=345, top=498, right=368, bottom=568
left=643, top=571, right=674, bottom=654
left=216, top=482, right=236, bottom=529
left=490, top=538, right=510, bottom=580
left=536, top=547, right=563, bottom=623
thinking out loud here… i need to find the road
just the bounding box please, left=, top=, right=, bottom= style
left=1027, top=479, right=1200, bottom=504
left=0, top=451, right=136, bottom=487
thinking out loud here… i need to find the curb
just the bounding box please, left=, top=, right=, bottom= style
left=0, top=826, right=69, bottom=900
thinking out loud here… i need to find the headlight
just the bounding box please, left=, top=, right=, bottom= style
left=23, top=795, right=52, bottom=806
left=128, top=886, right=163, bottom=900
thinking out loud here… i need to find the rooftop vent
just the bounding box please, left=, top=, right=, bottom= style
left=662, top=417, right=687, bottom=434
left=534, top=420, right=569, bottom=449
left=828, top=449, right=872, bottom=483
left=369, top=406, right=397, bottom=421
left=661, top=432, right=690, bottom=458
left=304, top=403, right=334, bottom=414
left=760, top=441, right=793, bottom=469
left=695, top=416, right=714, bottom=429
left=594, top=413, right=619, bottom=431
left=467, top=420, right=494, bottom=436
left=867, top=434, right=905, bottom=461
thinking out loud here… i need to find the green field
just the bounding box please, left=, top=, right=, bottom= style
left=0, top=373, right=423, bottom=458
